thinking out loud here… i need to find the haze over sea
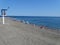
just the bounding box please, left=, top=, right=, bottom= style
left=5, top=16, right=60, bottom=30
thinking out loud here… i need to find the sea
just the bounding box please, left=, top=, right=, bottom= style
left=4, top=16, right=60, bottom=29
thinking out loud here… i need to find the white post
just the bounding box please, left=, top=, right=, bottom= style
left=3, top=15, right=5, bottom=24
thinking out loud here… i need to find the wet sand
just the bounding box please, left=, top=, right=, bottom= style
left=0, top=17, right=60, bottom=45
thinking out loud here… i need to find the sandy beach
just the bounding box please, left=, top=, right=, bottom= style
left=0, top=17, right=60, bottom=45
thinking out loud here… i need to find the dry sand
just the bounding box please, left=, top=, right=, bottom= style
left=0, top=17, right=60, bottom=45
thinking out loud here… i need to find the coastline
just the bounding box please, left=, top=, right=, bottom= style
left=8, top=17, right=60, bottom=33
left=0, top=17, right=59, bottom=45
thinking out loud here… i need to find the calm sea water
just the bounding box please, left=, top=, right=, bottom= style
left=7, top=16, right=60, bottom=29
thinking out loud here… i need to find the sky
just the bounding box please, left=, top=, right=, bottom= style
left=0, top=0, right=60, bottom=16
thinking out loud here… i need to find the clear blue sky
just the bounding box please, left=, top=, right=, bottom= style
left=0, top=0, right=60, bottom=16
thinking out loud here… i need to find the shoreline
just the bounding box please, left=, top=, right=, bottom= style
left=1, top=16, right=60, bottom=30
left=8, top=17, right=60, bottom=29
left=7, top=17, right=60, bottom=34
left=0, top=17, right=60, bottom=45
